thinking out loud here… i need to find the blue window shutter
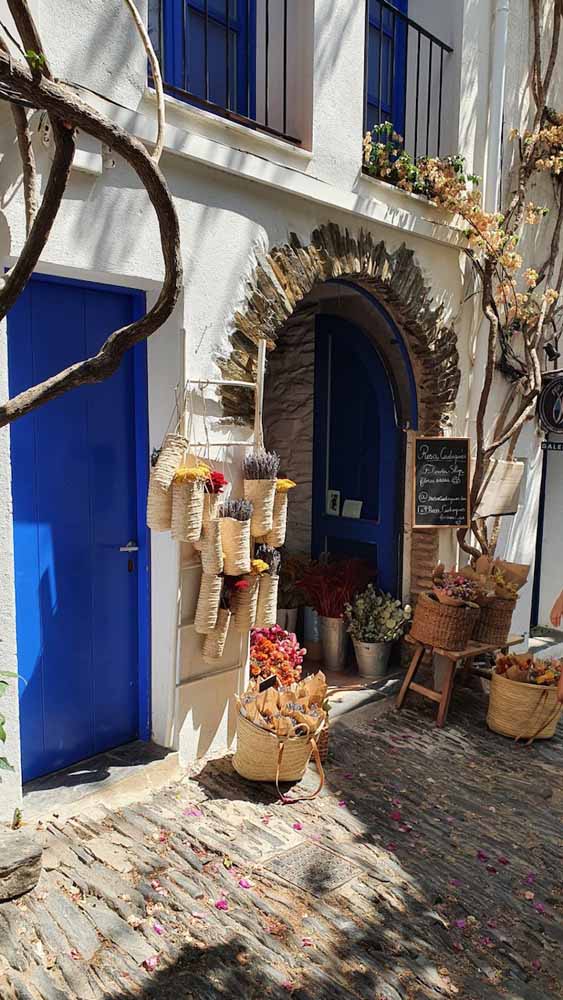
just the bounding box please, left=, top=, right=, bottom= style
left=159, top=1, right=256, bottom=118
left=366, top=0, right=408, bottom=138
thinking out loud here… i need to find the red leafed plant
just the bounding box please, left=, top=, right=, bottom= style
left=298, top=558, right=374, bottom=618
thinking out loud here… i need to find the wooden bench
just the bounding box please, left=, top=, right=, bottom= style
left=396, top=634, right=523, bottom=727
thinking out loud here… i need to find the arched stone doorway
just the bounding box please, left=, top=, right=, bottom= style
left=218, top=223, right=461, bottom=598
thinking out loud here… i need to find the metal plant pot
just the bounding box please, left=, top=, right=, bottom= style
left=320, top=616, right=348, bottom=670
left=276, top=608, right=298, bottom=632
left=352, top=639, right=392, bottom=679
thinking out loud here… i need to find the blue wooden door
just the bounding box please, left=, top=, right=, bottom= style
left=8, top=276, right=148, bottom=781
left=312, top=315, right=401, bottom=593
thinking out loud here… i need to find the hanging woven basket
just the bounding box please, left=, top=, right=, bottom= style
left=220, top=517, right=251, bottom=576
left=146, top=471, right=172, bottom=532
left=233, top=714, right=324, bottom=802
left=200, top=520, right=224, bottom=575
left=152, top=433, right=188, bottom=490
left=232, top=576, right=259, bottom=632
left=255, top=574, right=279, bottom=628
left=410, top=592, right=479, bottom=651
left=473, top=597, right=516, bottom=647
left=171, top=479, right=205, bottom=543
left=487, top=670, right=562, bottom=741
left=203, top=491, right=222, bottom=526
left=243, top=479, right=277, bottom=537
left=194, top=573, right=222, bottom=634
left=202, top=609, right=231, bottom=664
left=264, top=492, right=288, bottom=548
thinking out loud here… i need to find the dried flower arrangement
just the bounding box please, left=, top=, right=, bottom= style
left=237, top=671, right=326, bottom=739
left=432, top=564, right=484, bottom=607
left=220, top=498, right=253, bottom=521
left=243, top=449, right=280, bottom=480
left=345, top=584, right=412, bottom=643
left=173, top=463, right=210, bottom=483
left=495, top=652, right=562, bottom=687
left=249, top=625, right=306, bottom=687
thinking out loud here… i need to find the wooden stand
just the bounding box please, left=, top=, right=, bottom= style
left=396, top=634, right=523, bottom=727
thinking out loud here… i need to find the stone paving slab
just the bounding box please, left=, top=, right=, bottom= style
left=2, top=686, right=563, bottom=999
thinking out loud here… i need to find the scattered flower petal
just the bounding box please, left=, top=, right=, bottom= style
left=238, top=878, right=252, bottom=889
left=390, top=810, right=402, bottom=822
left=153, top=923, right=165, bottom=936
left=452, top=942, right=464, bottom=952
left=525, top=872, right=537, bottom=885
left=343, top=772, right=353, bottom=779
left=262, top=815, right=271, bottom=825
left=497, top=857, right=509, bottom=866
left=533, top=901, right=546, bottom=914
left=479, top=936, right=495, bottom=948
left=302, top=937, right=313, bottom=948
left=215, top=899, right=229, bottom=911
left=338, top=801, right=347, bottom=808
left=292, top=822, right=303, bottom=831
left=143, top=956, right=158, bottom=972
left=183, top=807, right=203, bottom=818
left=386, top=842, right=397, bottom=852
left=531, top=959, right=542, bottom=972
left=487, top=919, right=497, bottom=929
left=450, top=879, right=462, bottom=888
left=486, top=865, right=498, bottom=875
left=477, top=850, right=489, bottom=862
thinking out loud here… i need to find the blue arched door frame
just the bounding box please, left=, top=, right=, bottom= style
left=311, top=282, right=418, bottom=596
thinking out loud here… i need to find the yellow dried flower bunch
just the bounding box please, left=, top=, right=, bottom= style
left=276, top=478, right=296, bottom=493
left=173, top=463, right=210, bottom=483
left=251, top=559, right=269, bottom=575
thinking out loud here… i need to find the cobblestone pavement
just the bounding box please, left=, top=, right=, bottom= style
left=2, top=688, right=563, bottom=1000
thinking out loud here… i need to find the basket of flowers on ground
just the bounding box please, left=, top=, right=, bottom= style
left=488, top=652, right=562, bottom=741
left=234, top=627, right=327, bottom=799
left=410, top=565, right=482, bottom=651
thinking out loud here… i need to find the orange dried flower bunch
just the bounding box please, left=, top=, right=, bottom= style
left=496, top=652, right=561, bottom=687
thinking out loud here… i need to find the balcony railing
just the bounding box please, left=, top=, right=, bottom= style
left=364, top=0, right=453, bottom=159
left=149, top=0, right=302, bottom=145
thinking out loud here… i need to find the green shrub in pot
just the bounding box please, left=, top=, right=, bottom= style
left=345, top=585, right=412, bottom=678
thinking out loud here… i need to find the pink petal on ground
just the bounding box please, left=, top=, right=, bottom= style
left=302, top=937, right=313, bottom=947
left=262, top=815, right=271, bottom=825
left=531, top=959, right=542, bottom=972
left=309, top=833, right=321, bottom=842
left=454, top=919, right=466, bottom=930
left=525, top=873, right=537, bottom=884
left=477, top=850, right=489, bottom=862
left=533, top=901, right=546, bottom=914
left=282, top=982, right=295, bottom=992
left=183, top=807, right=203, bottom=818
left=338, top=801, right=347, bottom=808
left=292, top=822, right=303, bottom=831
left=452, top=942, right=464, bottom=953
left=390, top=810, right=402, bottom=822
left=392, top=798, right=402, bottom=806
left=153, top=923, right=165, bottom=936
left=446, top=816, right=455, bottom=824
left=238, top=879, right=252, bottom=889
left=386, top=842, right=398, bottom=852
left=450, top=879, right=462, bottom=888
left=487, top=919, right=497, bottom=929
left=143, top=956, right=159, bottom=972
left=479, top=936, right=495, bottom=948
left=486, top=866, right=498, bottom=875
left=215, top=899, right=229, bottom=911
left=497, top=857, right=509, bottom=866
left=343, top=773, right=353, bottom=779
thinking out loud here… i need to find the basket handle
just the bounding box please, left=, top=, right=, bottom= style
left=275, top=738, right=325, bottom=805
left=515, top=688, right=561, bottom=745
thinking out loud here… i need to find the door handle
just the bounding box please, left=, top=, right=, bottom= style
left=119, top=541, right=139, bottom=552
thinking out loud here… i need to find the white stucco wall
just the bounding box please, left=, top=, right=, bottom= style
left=1, top=0, right=558, bottom=818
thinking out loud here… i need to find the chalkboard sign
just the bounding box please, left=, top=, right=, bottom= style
left=413, top=436, right=470, bottom=529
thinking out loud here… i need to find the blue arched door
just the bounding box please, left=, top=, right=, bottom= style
left=312, top=315, right=402, bottom=594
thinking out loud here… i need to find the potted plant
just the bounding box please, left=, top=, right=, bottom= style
left=299, top=558, right=373, bottom=669
left=344, top=584, right=412, bottom=679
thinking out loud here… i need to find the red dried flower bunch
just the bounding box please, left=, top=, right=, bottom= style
left=298, top=558, right=374, bottom=618
left=205, top=470, right=228, bottom=494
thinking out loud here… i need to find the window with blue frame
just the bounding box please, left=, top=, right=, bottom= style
left=365, top=0, right=407, bottom=137
left=158, top=1, right=256, bottom=119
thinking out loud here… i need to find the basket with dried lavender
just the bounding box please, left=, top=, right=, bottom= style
left=243, top=450, right=280, bottom=537
left=220, top=499, right=252, bottom=575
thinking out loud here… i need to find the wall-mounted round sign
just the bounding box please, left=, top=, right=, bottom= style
left=538, top=375, right=563, bottom=434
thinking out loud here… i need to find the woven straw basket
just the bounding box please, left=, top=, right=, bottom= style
left=487, top=670, right=562, bottom=742
left=255, top=574, right=279, bottom=628
left=232, top=576, right=259, bottom=632
left=202, top=609, right=231, bottom=664
left=203, top=492, right=222, bottom=526
left=221, top=517, right=251, bottom=576
left=171, top=479, right=205, bottom=543
left=264, top=492, right=288, bottom=548
left=152, top=433, right=187, bottom=490
left=146, top=471, right=172, bottom=532
left=233, top=713, right=325, bottom=802
left=473, top=597, right=516, bottom=647
left=200, top=520, right=224, bottom=575
left=410, top=592, right=480, bottom=651
left=244, top=479, right=277, bottom=537
left=317, top=724, right=329, bottom=764
left=194, top=573, right=222, bottom=634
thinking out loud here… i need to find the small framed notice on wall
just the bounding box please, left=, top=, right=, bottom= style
left=413, top=436, right=470, bottom=529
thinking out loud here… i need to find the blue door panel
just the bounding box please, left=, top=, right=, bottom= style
left=312, top=315, right=401, bottom=594
left=8, top=276, right=145, bottom=781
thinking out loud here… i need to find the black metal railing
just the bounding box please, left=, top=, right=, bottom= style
left=149, top=0, right=301, bottom=145
left=363, top=0, right=453, bottom=159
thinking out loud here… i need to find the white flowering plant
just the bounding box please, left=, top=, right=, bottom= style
left=344, top=584, right=412, bottom=643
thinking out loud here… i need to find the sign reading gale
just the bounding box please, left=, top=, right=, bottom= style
left=413, top=437, right=470, bottom=529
